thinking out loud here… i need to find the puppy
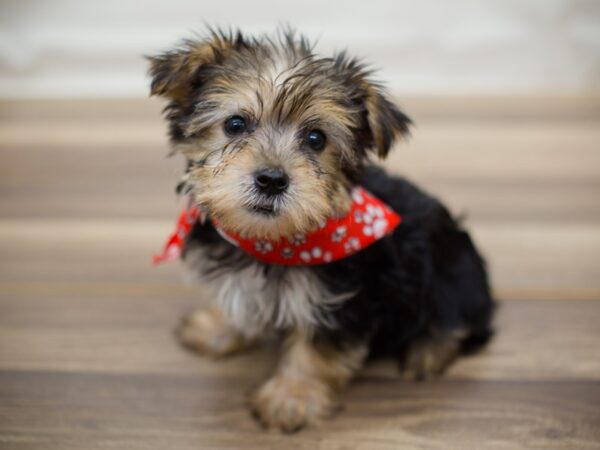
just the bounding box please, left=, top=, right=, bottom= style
left=149, top=28, right=494, bottom=433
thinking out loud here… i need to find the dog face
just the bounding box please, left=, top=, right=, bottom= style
left=149, top=30, right=410, bottom=239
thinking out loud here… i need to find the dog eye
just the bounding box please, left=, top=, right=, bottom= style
left=305, top=129, right=326, bottom=151
left=224, top=116, right=247, bottom=135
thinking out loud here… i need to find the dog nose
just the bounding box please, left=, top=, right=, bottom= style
left=254, top=168, right=289, bottom=196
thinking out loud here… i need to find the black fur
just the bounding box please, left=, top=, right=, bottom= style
left=183, top=164, right=495, bottom=363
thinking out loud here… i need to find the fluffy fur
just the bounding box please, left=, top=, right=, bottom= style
left=149, top=28, right=495, bottom=433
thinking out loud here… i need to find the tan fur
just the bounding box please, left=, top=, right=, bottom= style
left=149, top=35, right=237, bottom=104
left=250, top=332, right=367, bottom=432
left=402, top=329, right=467, bottom=380
left=149, top=31, right=410, bottom=241
left=177, top=305, right=253, bottom=357
left=171, top=50, right=356, bottom=239
left=185, top=131, right=345, bottom=240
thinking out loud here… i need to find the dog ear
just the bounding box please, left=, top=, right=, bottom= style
left=335, top=54, right=411, bottom=159
left=147, top=30, right=245, bottom=105
left=360, top=82, right=411, bottom=158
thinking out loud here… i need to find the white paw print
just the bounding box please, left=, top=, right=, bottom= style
left=372, top=218, right=389, bottom=238
left=254, top=240, right=273, bottom=254
left=299, top=251, right=312, bottom=262
left=331, top=225, right=347, bottom=242
left=344, top=237, right=361, bottom=253
left=299, top=247, right=323, bottom=263
left=367, top=204, right=384, bottom=219
left=289, top=233, right=306, bottom=246
left=351, top=188, right=364, bottom=204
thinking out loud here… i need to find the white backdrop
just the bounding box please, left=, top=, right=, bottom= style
left=0, top=0, right=599, bottom=97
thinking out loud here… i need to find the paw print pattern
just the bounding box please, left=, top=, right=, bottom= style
left=361, top=204, right=385, bottom=228
left=281, top=247, right=294, bottom=259
left=372, top=218, right=389, bottom=238
left=254, top=240, right=273, bottom=254
left=366, top=204, right=385, bottom=219
left=362, top=218, right=389, bottom=237
left=289, top=233, right=306, bottom=246
left=331, top=225, right=347, bottom=242
left=344, top=237, right=361, bottom=253
left=362, top=211, right=374, bottom=225
left=299, top=247, right=324, bottom=263
left=351, top=188, right=364, bottom=204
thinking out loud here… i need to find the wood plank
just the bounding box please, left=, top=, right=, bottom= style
left=1, top=96, right=599, bottom=122
left=1, top=98, right=599, bottom=223
left=401, top=95, right=600, bottom=123
left=2, top=122, right=599, bottom=183
left=0, top=98, right=165, bottom=122
left=0, top=219, right=180, bottom=285
left=1, top=292, right=599, bottom=448
left=472, top=223, right=600, bottom=293
left=1, top=218, right=599, bottom=297
left=0, top=371, right=598, bottom=449
left=389, top=123, right=600, bottom=183
left=1, top=275, right=599, bottom=380
left=1, top=124, right=599, bottom=222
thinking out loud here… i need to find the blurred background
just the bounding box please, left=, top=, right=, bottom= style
left=1, top=1, right=599, bottom=449
left=1, top=0, right=599, bottom=97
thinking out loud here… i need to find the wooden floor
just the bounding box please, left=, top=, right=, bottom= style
left=1, top=97, right=599, bottom=449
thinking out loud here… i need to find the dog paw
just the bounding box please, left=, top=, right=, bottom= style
left=249, top=375, right=338, bottom=433
left=176, top=307, right=248, bottom=358
left=401, top=335, right=461, bottom=381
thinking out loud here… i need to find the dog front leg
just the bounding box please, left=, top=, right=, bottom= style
left=177, top=305, right=255, bottom=358
left=250, top=331, right=367, bottom=432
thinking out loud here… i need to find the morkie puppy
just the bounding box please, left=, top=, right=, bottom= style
left=149, top=28, right=494, bottom=432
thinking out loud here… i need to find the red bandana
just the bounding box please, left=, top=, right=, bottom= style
left=154, top=187, right=401, bottom=266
